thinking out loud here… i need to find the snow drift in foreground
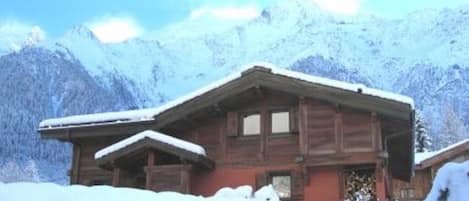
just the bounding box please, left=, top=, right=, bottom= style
left=424, top=161, right=469, bottom=201
left=0, top=182, right=279, bottom=201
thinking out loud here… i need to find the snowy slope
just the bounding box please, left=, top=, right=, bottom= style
left=0, top=183, right=279, bottom=201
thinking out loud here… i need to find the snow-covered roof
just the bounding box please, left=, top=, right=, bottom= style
left=94, top=130, right=206, bottom=160
left=39, top=62, right=414, bottom=129
left=415, top=139, right=469, bottom=165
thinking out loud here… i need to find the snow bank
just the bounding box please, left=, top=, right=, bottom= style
left=95, top=130, right=207, bottom=159
left=0, top=182, right=279, bottom=201
left=39, top=62, right=414, bottom=129
left=423, top=161, right=469, bottom=201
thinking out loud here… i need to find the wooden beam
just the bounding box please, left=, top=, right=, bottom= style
left=303, top=152, right=377, bottom=167
left=338, top=166, right=345, bottom=201
left=259, top=96, right=267, bottom=161
left=71, top=144, right=81, bottom=184
left=219, top=119, right=226, bottom=162
left=255, top=84, right=264, bottom=99
left=145, top=150, right=155, bottom=190
left=213, top=103, right=224, bottom=113
left=302, top=165, right=310, bottom=186
left=335, top=112, right=343, bottom=153
left=298, top=97, right=308, bottom=155
left=375, top=161, right=384, bottom=182
left=371, top=113, right=382, bottom=151
left=180, top=165, right=190, bottom=193
left=112, top=167, right=120, bottom=186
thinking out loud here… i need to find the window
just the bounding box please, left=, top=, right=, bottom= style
left=400, top=189, right=407, bottom=198
left=270, top=173, right=291, bottom=200
left=400, top=188, right=415, bottom=198
left=408, top=189, right=415, bottom=198
left=271, top=111, right=290, bottom=134
left=242, top=113, right=260, bottom=135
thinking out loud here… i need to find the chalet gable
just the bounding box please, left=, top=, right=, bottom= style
left=38, top=63, right=414, bottom=136
left=95, top=130, right=214, bottom=170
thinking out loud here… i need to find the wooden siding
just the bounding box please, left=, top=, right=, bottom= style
left=145, top=164, right=191, bottom=193
left=74, top=137, right=125, bottom=185
left=392, top=170, right=432, bottom=201
left=342, top=108, right=373, bottom=152
left=68, top=88, right=389, bottom=201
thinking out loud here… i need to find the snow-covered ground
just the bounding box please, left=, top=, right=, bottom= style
left=0, top=183, right=279, bottom=201
left=424, top=161, right=469, bottom=201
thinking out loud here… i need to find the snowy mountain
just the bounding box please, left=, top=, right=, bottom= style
left=0, top=0, right=468, bottom=183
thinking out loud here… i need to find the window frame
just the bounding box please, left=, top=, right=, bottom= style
left=240, top=111, right=262, bottom=137
left=270, top=110, right=291, bottom=135
left=268, top=171, right=292, bottom=201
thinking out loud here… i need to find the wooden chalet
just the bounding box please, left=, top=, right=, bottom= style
left=392, top=139, right=469, bottom=201
left=38, top=64, right=415, bottom=201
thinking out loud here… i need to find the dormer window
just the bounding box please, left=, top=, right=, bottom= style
left=242, top=113, right=261, bottom=136
left=271, top=111, right=290, bottom=134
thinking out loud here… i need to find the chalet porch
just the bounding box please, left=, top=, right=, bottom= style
left=95, top=130, right=214, bottom=193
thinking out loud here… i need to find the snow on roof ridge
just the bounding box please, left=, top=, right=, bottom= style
left=39, top=62, right=414, bottom=129
left=244, top=61, right=414, bottom=108
left=94, top=130, right=206, bottom=160
left=415, top=139, right=469, bottom=165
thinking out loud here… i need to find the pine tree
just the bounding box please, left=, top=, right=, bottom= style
left=414, top=112, right=432, bottom=153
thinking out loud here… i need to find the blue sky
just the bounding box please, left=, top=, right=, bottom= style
left=0, top=0, right=467, bottom=42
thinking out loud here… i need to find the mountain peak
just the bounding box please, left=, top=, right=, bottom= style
left=65, top=25, right=99, bottom=42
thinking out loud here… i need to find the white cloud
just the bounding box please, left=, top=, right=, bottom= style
left=313, top=0, right=362, bottom=15
left=0, top=21, right=46, bottom=51
left=190, top=5, right=260, bottom=20
left=86, top=17, right=144, bottom=43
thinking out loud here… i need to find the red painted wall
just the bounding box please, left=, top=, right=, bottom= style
left=304, top=167, right=340, bottom=201
left=191, top=165, right=298, bottom=197
left=191, top=165, right=343, bottom=201
left=191, top=165, right=386, bottom=201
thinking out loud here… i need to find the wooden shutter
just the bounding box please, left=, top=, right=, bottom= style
left=255, top=172, right=268, bottom=189
left=290, top=107, right=299, bottom=134
left=226, top=111, right=239, bottom=137
left=291, top=171, right=304, bottom=200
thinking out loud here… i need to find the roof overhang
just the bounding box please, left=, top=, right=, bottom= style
left=95, top=131, right=214, bottom=170
left=416, top=140, right=469, bottom=170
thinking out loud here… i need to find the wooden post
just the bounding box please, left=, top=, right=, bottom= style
left=375, top=162, right=386, bottom=201
left=338, top=166, right=345, bottom=201
left=259, top=97, right=267, bottom=161
left=71, top=144, right=81, bottom=184
left=219, top=119, right=226, bottom=162
left=112, top=167, right=120, bottom=186
left=371, top=113, right=382, bottom=151
left=334, top=110, right=343, bottom=153
left=298, top=97, right=308, bottom=155
left=180, top=165, right=191, bottom=193
left=145, top=150, right=155, bottom=190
